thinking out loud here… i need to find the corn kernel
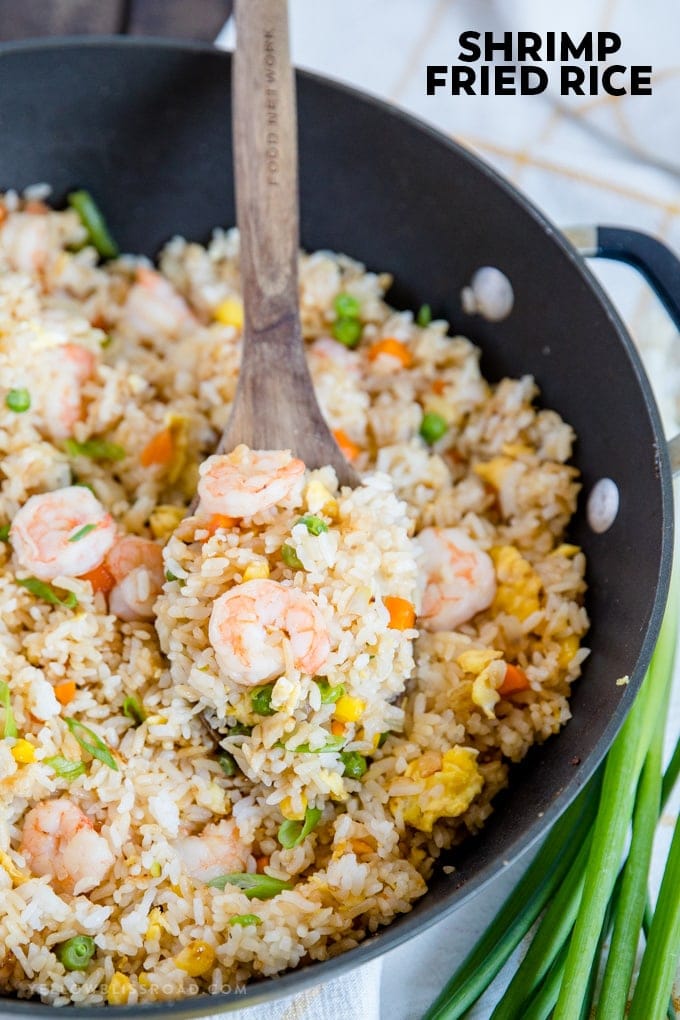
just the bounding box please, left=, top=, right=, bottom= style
left=138, top=974, right=151, bottom=989
left=551, top=543, right=581, bottom=558
left=334, top=695, right=366, bottom=724
left=149, top=861, right=162, bottom=878
left=107, top=972, right=132, bottom=1006
left=243, top=561, right=270, bottom=582
left=173, top=940, right=216, bottom=977
left=11, top=739, right=35, bottom=764
left=280, top=794, right=307, bottom=821
left=214, top=297, right=244, bottom=329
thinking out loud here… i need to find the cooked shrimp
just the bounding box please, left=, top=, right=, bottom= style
left=10, top=486, right=117, bottom=582
left=122, top=266, right=197, bottom=339
left=38, top=343, right=96, bottom=440
left=105, top=535, right=164, bottom=621
left=416, top=526, right=496, bottom=631
left=20, top=798, right=115, bottom=895
left=209, top=578, right=330, bottom=686
left=175, top=819, right=251, bottom=882
left=0, top=211, right=50, bottom=274
left=198, top=446, right=306, bottom=518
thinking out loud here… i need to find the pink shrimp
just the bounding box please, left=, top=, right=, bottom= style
left=20, top=798, right=114, bottom=895
left=209, top=578, right=330, bottom=687
left=122, top=266, right=197, bottom=339
left=37, top=343, right=97, bottom=441
left=198, top=446, right=306, bottom=518
left=175, top=819, right=251, bottom=882
left=0, top=210, right=50, bottom=274
left=416, top=527, right=496, bottom=632
left=105, top=535, right=164, bottom=621
left=10, top=486, right=117, bottom=582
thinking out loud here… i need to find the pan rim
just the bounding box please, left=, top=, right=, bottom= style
left=0, top=35, right=673, bottom=1016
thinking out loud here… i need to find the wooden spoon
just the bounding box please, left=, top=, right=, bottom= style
left=220, top=0, right=358, bottom=487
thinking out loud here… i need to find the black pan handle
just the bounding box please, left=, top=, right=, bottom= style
left=564, top=224, right=680, bottom=474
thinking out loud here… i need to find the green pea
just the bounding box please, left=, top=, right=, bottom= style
left=339, top=751, right=368, bottom=779
left=251, top=684, right=276, bottom=716
left=228, top=722, right=253, bottom=737
left=419, top=412, right=448, bottom=445
left=281, top=544, right=304, bottom=570
left=297, top=515, right=329, bottom=536
left=0, top=524, right=10, bottom=542
left=56, top=935, right=95, bottom=971
left=5, top=388, right=30, bottom=413
left=278, top=806, right=323, bottom=849
left=333, top=292, right=361, bottom=318
left=229, top=913, right=262, bottom=926
left=218, top=753, right=239, bottom=776
left=332, top=317, right=362, bottom=348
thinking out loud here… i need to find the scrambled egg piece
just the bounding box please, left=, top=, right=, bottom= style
left=149, top=504, right=184, bottom=540
left=394, top=748, right=483, bottom=832
left=164, top=412, right=190, bottom=486
left=457, top=648, right=505, bottom=719
left=490, top=546, right=542, bottom=622
left=473, top=456, right=515, bottom=490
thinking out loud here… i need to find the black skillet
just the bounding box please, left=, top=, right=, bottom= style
left=0, top=38, right=677, bottom=1017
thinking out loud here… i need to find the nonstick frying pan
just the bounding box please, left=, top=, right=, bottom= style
left=0, top=38, right=677, bottom=1017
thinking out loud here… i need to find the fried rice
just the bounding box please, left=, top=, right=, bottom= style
left=0, top=188, right=588, bottom=1006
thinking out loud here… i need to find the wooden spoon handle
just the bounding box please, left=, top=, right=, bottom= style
left=233, top=0, right=299, bottom=335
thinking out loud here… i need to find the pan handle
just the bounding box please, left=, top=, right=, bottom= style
left=563, top=225, right=680, bottom=475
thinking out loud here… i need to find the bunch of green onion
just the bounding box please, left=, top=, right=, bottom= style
left=424, top=564, right=680, bottom=1020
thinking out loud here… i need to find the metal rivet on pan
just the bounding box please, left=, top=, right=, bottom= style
left=587, top=478, right=620, bottom=533
left=461, top=267, right=514, bottom=321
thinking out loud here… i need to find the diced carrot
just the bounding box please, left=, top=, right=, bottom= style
left=383, top=596, right=416, bottom=630
left=91, top=312, right=108, bottom=330
left=54, top=681, right=76, bottom=706
left=0, top=205, right=7, bottom=225
left=499, top=663, right=531, bottom=697
left=79, top=562, right=115, bottom=593
left=368, top=338, right=413, bottom=367
left=140, top=428, right=174, bottom=468
left=24, top=199, right=48, bottom=214
left=255, top=855, right=270, bottom=873
left=333, top=428, right=361, bottom=462
left=432, top=379, right=446, bottom=395
left=331, top=719, right=346, bottom=737
left=203, top=513, right=238, bottom=537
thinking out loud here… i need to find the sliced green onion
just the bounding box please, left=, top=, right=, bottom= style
left=5, top=388, right=30, bottom=413
left=0, top=523, right=10, bottom=542
left=45, top=755, right=87, bottom=781
left=100, top=333, right=113, bottom=349
left=64, top=717, right=118, bottom=771
left=56, top=935, right=95, bottom=971
left=417, top=304, right=432, bottom=327
left=17, top=576, right=78, bottom=609
left=122, top=695, right=146, bottom=727
left=67, top=190, right=119, bottom=259
left=251, top=684, right=276, bottom=716
left=316, top=678, right=345, bottom=704
left=165, top=569, right=179, bottom=582
left=218, top=753, right=239, bottom=777
left=297, top=515, right=329, bottom=536
left=278, top=806, right=323, bottom=850
left=333, top=292, right=361, bottom=319
left=339, top=751, right=368, bottom=779
left=420, top=412, right=448, bottom=445
left=377, top=731, right=390, bottom=748
left=292, top=735, right=346, bottom=754
left=281, top=543, right=303, bottom=570
left=228, top=722, right=253, bottom=737
left=68, top=523, right=97, bottom=543
left=332, top=317, right=362, bottom=348
left=229, top=913, right=262, bottom=926
left=0, top=680, right=17, bottom=739
left=207, top=872, right=293, bottom=899
left=64, top=437, right=126, bottom=462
